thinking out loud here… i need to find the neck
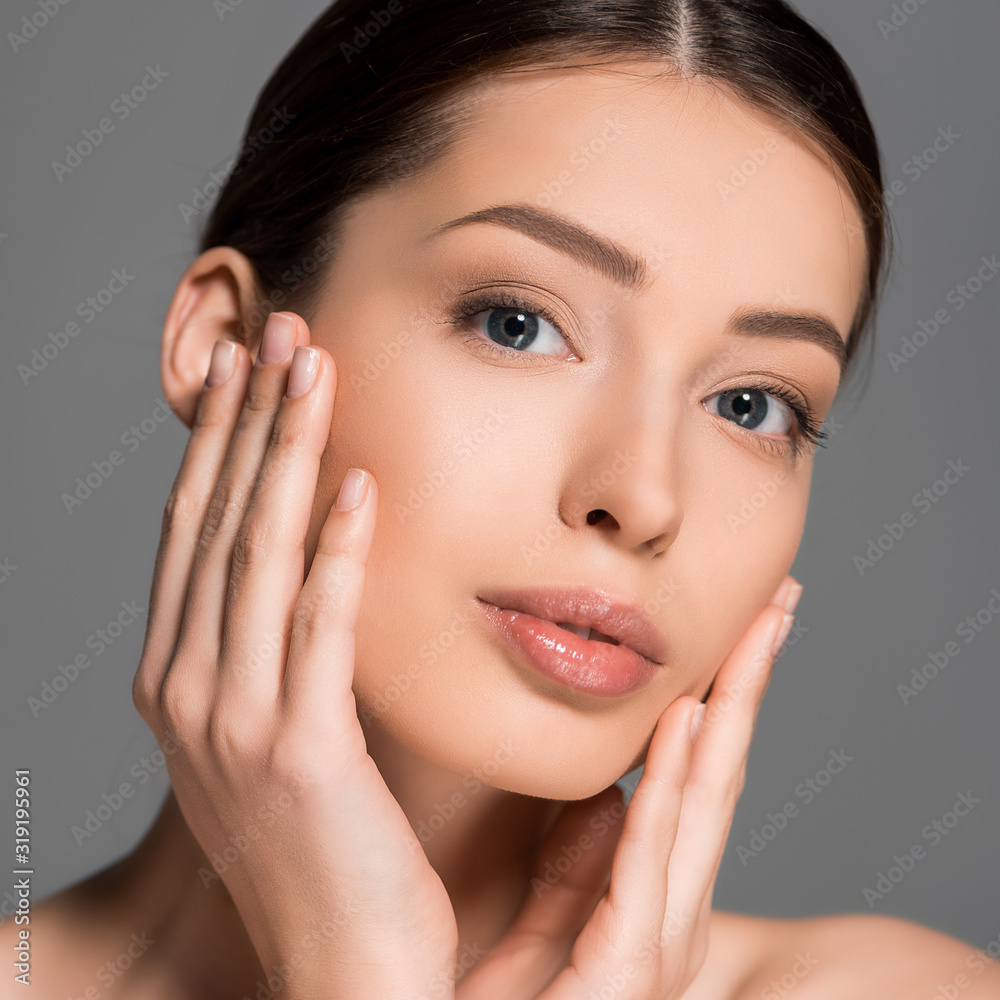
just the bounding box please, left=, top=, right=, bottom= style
left=362, top=717, right=565, bottom=953
left=82, top=723, right=565, bottom=997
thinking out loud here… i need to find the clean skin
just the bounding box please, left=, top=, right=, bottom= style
left=10, top=61, right=997, bottom=1000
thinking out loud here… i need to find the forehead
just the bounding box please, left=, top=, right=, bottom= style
left=392, top=61, right=868, bottom=347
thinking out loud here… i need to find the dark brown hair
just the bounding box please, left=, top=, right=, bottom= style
left=198, top=0, right=891, bottom=388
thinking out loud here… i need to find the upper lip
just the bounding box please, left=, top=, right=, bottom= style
left=476, top=585, right=668, bottom=666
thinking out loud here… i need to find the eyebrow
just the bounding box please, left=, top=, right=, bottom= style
left=427, top=202, right=848, bottom=373
left=728, top=308, right=847, bottom=375
left=428, top=203, right=650, bottom=292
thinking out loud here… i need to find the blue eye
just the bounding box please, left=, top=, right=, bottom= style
left=704, top=383, right=827, bottom=459
left=707, top=387, right=794, bottom=436
left=451, top=291, right=576, bottom=360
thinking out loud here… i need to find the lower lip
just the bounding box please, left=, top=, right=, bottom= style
left=475, top=599, right=659, bottom=697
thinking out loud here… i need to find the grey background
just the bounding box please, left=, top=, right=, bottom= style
left=1, top=0, right=997, bottom=953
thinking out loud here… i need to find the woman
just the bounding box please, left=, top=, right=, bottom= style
left=7, top=0, right=998, bottom=997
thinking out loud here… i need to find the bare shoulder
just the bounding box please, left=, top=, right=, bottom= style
left=0, top=917, right=31, bottom=999
left=0, top=883, right=110, bottom=1000
left=735, top=911, right=1000, bottom=1000
left=0, top=916, right=46, bottom=1000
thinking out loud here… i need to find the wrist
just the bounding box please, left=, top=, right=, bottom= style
left=259, top=932, right=457, bottom=1000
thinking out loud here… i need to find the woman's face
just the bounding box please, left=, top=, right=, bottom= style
left=295, top=63, right=866, bottom=799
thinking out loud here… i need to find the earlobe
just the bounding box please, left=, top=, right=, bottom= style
left=160, top=246, right=264, bottom=428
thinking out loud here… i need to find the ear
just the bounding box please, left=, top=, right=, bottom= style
left=160, top=246, right=273, bottom=428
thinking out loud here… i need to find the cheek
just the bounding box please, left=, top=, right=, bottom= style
left=306, top=341, right=520, bottom=707
left=616, top=469, right=808, bottom=773
left=674, top=464, right=807, bottom=691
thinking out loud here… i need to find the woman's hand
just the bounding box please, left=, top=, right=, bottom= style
left=132, top=311, right=459, bottom=999
left=454, top=576, right=802, bottom=1000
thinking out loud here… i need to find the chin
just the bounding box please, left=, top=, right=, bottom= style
left=362, top=684, right=654, bottom=803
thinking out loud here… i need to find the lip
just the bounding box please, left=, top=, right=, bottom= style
left=474, top=586, right=667, bottom=698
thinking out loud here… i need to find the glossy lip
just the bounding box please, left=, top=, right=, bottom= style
left=474, top=585, right=668, bottom=698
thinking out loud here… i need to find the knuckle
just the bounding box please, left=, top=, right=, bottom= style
left=268, top=415, right=310, bottom=453
left=308, top=555, right=364, bottom=614
left=206, top=709, right=258, bottom=761
left=201, top=480, right=248, bottom=545
left=314, top=558, right=354, bottom=598
left=193, top=395, right=233, bottom=432
left=315, top=521, right=360, bottom=563
left=290, top=593, right=331, bottom=644
left=292, top=578, right=353, bottom=640
left=255, top=449, right=298, bottom=502
left=241, top=380, right=275, bottom=417
left=131, top=666, right=157, bottom=722
left=158, top=672, right=204, bottom=739
left=161, top=485, right=199, bottom=539
left=231, top=515, right=275, bottom=571
left=647, top=770, right=685, bottom=799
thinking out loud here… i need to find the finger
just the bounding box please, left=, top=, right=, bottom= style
left=175, top=312, right=308, bottom=658
left=217, top=344, right=336, bottom=702
left=656, top=585, right=796, bottom=920
left=536, top=698, right=699, bottom=1000
left=576, top=695, right=699, bottom=965
left=279, top=465, right=378, bottom=734
left=133, top=340, right=250, bottom=716
left=457, top=785, right=626, bottom=1000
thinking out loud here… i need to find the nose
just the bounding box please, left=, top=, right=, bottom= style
left=559, top=390, right=684, bottom=556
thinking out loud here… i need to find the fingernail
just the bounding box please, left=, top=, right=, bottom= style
left=285, top=346, right=319, bottom=399
left=205, top=340, right=236, bottom=387
left=770, top=578, right=792, bottom=608
left=259, top=312, right=297, bottom=365
left=689, top=703, right=706, bottom=744
left=335, top=468, right=368, bottom=511
left=771, top=612, right=795, bottom=659
left=782, top=582, right=803, bottom=616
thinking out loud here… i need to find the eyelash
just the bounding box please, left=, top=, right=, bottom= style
left=723, top=379, right=828, bottom=459
left=448, top=290, right=829, bottom=460
left=450, top=289, right=570, bottom=350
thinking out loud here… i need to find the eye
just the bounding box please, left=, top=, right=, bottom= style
left=452, top=291, right=576, bottom=360
left=706, top=387, right=794, bottom=437
left=703, top=381, right=828, bottom=460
